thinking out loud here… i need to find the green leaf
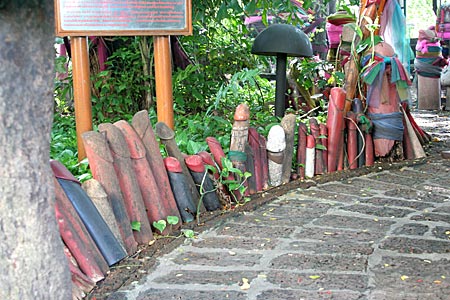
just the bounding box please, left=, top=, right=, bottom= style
left=315, top=144, right=327, bottom=151
left=229, top=166, right=243, bottom=176
left=239, top=185, right=246, bottom=194
left=131, top=221, right=141, bottom=232
left=221, top=157, right=234, bottom=170
left=356, top=35, right=383, bottom=54
left=186, top=140, right=205, bottom=155
left=167, top=216, right=179, bottom=225
left=228, top=182, right=240, bottom=191
left=182, top=229, right=195, bottom=238
left=152, top=220, right=167, bottom=233
left=216, top=4, right=228, bottom=21
left=205, top=164, right=218, bottom=174
left=77, top=173, right=92, bottom=182
left=245, top=1, right=257, bottom=14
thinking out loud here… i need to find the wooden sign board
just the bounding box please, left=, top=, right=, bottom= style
left=55, top=0, right=192, bottom=36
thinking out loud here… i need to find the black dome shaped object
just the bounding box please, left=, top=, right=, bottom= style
left=251, top=24, right=313, bottom=57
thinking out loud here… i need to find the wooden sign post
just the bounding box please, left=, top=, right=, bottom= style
left=71, top=36, right=92, bottom=160
left=54, top=0, right=192, bottom=160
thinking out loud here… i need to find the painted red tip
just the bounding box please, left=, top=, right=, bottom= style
left=185, top=155, right=205, bottom=173
left=50, top=160, right=80, bottom=184
left=306, top=135, right=316, bottom=148
left=197, top=151, right=216, bottom=167
left=163, top=157, right=183, bottom=173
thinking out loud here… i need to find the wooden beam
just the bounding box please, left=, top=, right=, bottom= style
left=154, top=36, right=175, bottom=129
left=72, top=36, right=93, bottom=161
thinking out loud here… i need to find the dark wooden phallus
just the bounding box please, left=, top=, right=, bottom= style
left=156, top=122, right=201, bottom=207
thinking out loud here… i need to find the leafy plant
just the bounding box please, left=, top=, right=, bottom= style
left=90, top=37, right=151, bottom=123
left=131, top=221, right=141, bottom=232
left=217, top=157, right=252, bottom=207
left=181, top=229, right=195, bottom=239
left=152, top=215, right=180, bottom=234
left=152, top=216, right=195, bottom=239
left=51, top=113, right=92, bottom=182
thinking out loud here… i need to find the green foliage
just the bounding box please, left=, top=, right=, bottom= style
left=181, top=229, right=195, bottom=238
left=167, top=216, right=179, bottom=225
left=91, top=37, right=150, bottom=123
left=51, top=113, right=92, bottom=182
left=131, top=221, right=141, bottom=232
left=152, top=216, right=195, bottom=238
left=152, top=220, right=167, bottom=233
left=218, top=156, right=252, bottom=205
left=54, top=38, right=73, bottom=115
left=152, top=216, right=180, bottom=234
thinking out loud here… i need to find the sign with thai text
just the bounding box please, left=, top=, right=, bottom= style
left=55, top=0, right=192, bottom=36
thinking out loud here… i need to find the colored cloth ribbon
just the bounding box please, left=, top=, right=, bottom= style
left=368, top=112, right=404, bottom=141
left=414, top=55, right=445, bottom=78
left=361, top=53, right=412, bottom=108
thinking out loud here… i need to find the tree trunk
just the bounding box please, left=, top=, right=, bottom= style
left=0, top=1, right=72, bottom=299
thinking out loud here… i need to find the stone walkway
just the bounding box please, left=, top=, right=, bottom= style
left=106, top=110, right=450, bottom=300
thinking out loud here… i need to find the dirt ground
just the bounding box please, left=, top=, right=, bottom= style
left=87, top=109, right=450, bottom=300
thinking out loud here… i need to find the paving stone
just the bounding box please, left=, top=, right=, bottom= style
left=317, top=183, right=377, bottom=197
left=411, top=213, right=450, bottom=223
left=428, top=176, right=450, bottom=186
left=230, top=212, right=316, bottom=227
left=295, top=227, right=385, bottom=243
left=311, top=214, right=394, bottom=231
left=294, top=188, right=365, bottom=204
left=369, top=172, right=426, bottom=187
left=340, top=204, right=413, bottom=218
left=172, top=251, right=263, bottom=267
left=191, top=236, right=277, bottom=250
left=392, top=223, right=429, bottom=236
left=432, top=205, right=450, bottom=214
left=390, top=168, right=436, bottom=179
left=286, top=241, right=374, bottom=255
left=412, top=162, right=450, bottom=177
left=257, top=289, right=363, bottom=300
left=359, top=197, right=433, bottom=210
left=431, top=226, right=450, bottom=240
left=153, top=270, right=260, bottom=286
left=266, top=271, right=368, bottom=291
left=216, top=223, right=295, bottom=239
left=368, top=290, right=448, bottom=300
left=267, top=199, right=340, bottom=211
left=107, top=292, right=128, bottom=300
left=379, top=237, right=450, bottom=254
left=341, top=178, right=402, bottom=191
left=415, top=184, right=450, bottom=197
left=383, top=188, right=448, bottom=203
left=269, top=253, right=367, bottom=272
left=136, top=289, right=247, bottom=300
left=371, top=256, right=450, bottom=295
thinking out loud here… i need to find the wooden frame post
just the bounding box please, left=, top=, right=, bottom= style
left=154, top=36, right=174, bottom=129
left=72, top=36, right=92, bottom=160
